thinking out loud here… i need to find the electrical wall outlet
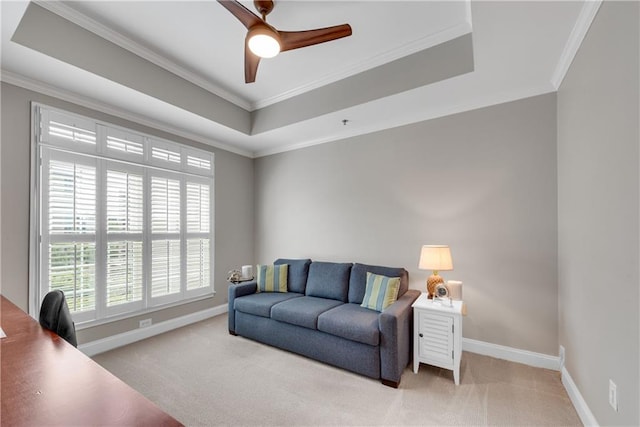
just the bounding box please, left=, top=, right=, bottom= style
left=609, top=379, right=618, bottom=411
left=559, top=345, right=565, bottom=369
left=139, top=318, right=152, bottom=328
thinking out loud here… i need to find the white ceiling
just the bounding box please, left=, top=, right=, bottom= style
left=1, top=1, right=593, bottom=157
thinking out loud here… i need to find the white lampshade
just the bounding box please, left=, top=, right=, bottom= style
left=418, top=245, right=453, bottom=271
left=247, top=25, right=281, bottom=58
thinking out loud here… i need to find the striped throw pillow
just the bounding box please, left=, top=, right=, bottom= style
left=257, top=264, right=288, bottom=293
left=360, top=272, right=400, bottom=312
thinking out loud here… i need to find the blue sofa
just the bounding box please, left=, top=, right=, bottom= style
left=228, top=259, right=421, bottom=388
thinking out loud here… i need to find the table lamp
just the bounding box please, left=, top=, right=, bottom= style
left=418, top=245, right=453, bottom=298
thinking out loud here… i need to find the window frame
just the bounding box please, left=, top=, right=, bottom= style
left=29, top=103, right=215, bottom=327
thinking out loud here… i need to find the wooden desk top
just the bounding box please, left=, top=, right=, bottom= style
left=1, top=296, right=183, bottom=426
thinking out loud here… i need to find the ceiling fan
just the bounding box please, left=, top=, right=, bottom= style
left=217, top=0, right=352, bottom=83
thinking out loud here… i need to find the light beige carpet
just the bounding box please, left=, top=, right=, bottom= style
left=93, top=315, right=581, bottom=426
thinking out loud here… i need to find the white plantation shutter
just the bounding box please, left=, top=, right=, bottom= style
left=107, top=170, right=143, bottom=233
left=187, top=155, right=211, bottom=170
left=150, top=139, right=181, bottom=166
left=107, top=241, right=143, bottom=306
left=33, top=104, right=214, bottom=325
left=186, top=181, right=211, bottom=291
left=152, top=146, right=181, bottom=164
left=106, top=167, right=144, bottom=311
left=49, top=121, right=97, bottom=146
left=48, top=242, right=96, bottom=313
left=152, top=239, right=181, bottom=297
left=150, top=173, right=182, bottom=303
left=49, top=160, right=96, bottom=234
left=187, top=183, right=210, bottom=233
left=187, top=238, right=210, bottom=290
left=185, top=152, right=212, bottom=174
left=42, top=110, right=97, bottom=150
left=106, top=127, right=144, bottom=161
left=44, top=153, right=98, bottom=320
left=151, top=176, right=181, bottom=233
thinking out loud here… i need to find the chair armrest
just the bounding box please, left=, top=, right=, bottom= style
left=228, top=281, right=257, bottom=334
left=378, top=289, right=421, bottom=386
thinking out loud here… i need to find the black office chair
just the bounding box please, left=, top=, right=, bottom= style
left=39, top=290, right=78, bottom=347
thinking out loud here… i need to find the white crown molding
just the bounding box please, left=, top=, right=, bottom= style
left=462, top=337, right=560, bottom=371
left=33, top=0, right=252, bottom=111
left=0, top=69, right=254, bottom=158
left=562, top=366, right=600, bottom=426
left=464, top=0, right=473, bottom=31
left=550, top=0, right=602, bottom=89
left=252, top=20, right=473, bottom=110
left=79, top=304, right=227, bottom=357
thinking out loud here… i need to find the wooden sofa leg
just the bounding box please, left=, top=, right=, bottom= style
left=381, top=379, right=399, bottom=388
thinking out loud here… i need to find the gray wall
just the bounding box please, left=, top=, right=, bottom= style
left=0, top=82, right=254, bottom=343
left=557, top=1, right=639, bottom=426
left=255, top=93, right=559, bottom=355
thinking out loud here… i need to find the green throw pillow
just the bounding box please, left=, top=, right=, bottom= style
left=257, top=264, right=288, bottom=292
left=360, top=272, right=400, bottom=311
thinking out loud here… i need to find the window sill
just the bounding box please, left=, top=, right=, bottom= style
left=75, top=292, right=215, bottom=331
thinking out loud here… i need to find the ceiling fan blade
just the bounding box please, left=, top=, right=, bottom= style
left=217, top=0, right=263, bottom=30
left=245, top=39, right=260, bottom=83
left=279, top=24, right=352, bottom=52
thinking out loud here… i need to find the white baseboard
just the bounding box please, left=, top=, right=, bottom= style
left=462, top=337, right=560, bottom=371
left=79, top=304, right=228, bottom=357
left=562, top=366, right=599, bottom=426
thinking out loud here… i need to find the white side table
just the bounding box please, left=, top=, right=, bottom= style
left=412, top=293, right=463, bottom=385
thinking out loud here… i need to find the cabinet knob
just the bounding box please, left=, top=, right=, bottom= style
left=419, top=333, right=423, bottom=338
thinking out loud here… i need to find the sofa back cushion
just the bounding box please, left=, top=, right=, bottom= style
left=274, top=258, right=311, bottom=293
left=305, top=262, right=352, bottom=302
left=348, top=263, right=409, bottom=304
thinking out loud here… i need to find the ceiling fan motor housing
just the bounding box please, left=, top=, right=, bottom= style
left=254, top=0, right=274, bottom=19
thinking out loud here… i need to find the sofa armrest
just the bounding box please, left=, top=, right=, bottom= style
left=228, top=281, right=257, bottom=334
left=378, top=289, right=421, bottom=387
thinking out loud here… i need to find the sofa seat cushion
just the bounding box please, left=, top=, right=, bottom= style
left=234, top=292, right=303, bottom=318
left=271, top=296, right=343, bottom=330
left=317, top=303, right=380, bottom=346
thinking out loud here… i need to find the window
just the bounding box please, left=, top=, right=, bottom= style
left=31, top=105, right=214, bottom=325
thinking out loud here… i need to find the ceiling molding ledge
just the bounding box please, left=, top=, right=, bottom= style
left=0, top=69, right=254, bottom=159
left=550, top=0, right=602, bottom=89
left=13, top=3, right=250, bottom=134
left=254, top=84, right=556, bottom=159
left=252, top=33, right=474, bottom=135
left=34, top=0, right=251, bottom=111
left=252, top=21, right=473, bottom=110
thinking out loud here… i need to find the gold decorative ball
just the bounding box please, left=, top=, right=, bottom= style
left=427, top=275, right=445, bottom=298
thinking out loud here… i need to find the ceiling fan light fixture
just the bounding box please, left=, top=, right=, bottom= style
left=247, top=25, right=281, bottom=58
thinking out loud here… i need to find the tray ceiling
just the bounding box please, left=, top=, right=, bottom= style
left=1, top=1, right=591, bottom=157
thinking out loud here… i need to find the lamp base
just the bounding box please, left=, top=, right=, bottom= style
left=427, top=274, right=445, bottom=299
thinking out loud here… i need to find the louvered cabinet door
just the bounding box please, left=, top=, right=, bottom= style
left=418, top=311, right=454, bottom=369
left=412, top=293, right=463, bottom=385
